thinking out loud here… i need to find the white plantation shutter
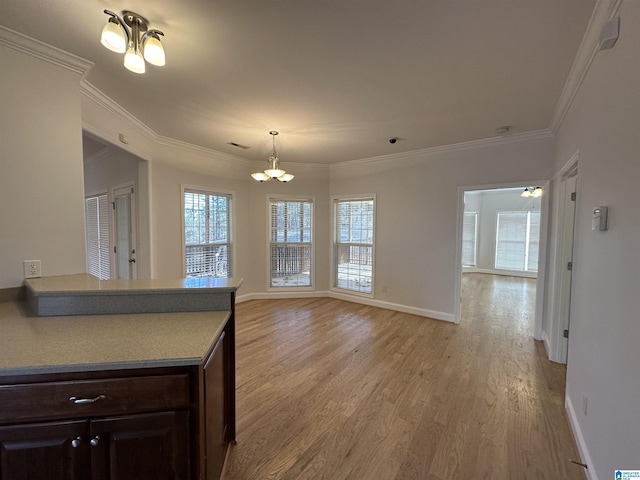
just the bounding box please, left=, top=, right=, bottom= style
left=269, top=198, right=313, bottom=287
left=333, top=197, right=375, bottom=293
left=85, top=194, right=110, bottom=279
left=462, top=211, right=478, bottom=267
left=495, top=210, right=540, bottom=272
left=183, top=189, right=232, bottom=278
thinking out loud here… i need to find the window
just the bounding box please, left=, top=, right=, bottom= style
left=85, top=194, right=110, bottom=280
left=183, top=189, right=232, bottom=278
left=269, top=198, right=313, bottom=287
left=495, top=210, right=540, bottom=272
left=333, top=196, right=375, bottom=294
left=462, top=211, right=478, bottom=267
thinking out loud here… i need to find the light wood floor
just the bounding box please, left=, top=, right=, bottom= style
left=222, top=274, right=586, bottom=479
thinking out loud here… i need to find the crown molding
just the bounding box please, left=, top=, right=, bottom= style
left=155, top=135, right=254, bottom=167
left=81, top=81, right=158, bottom=141
left=549, top=0, right=623, bottom=134
left=0, top=25, right=93, bottom=77
left=331, top=129, right=553, bottom=171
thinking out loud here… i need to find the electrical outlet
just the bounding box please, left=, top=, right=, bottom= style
left=23, top=260, right=42, bottom=279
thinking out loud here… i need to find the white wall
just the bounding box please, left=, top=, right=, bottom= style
left=330, top=136, right=555, bottom=319
left=552, top=1, right=640, bottom=477
left=0, top=37, right=88, bottom=288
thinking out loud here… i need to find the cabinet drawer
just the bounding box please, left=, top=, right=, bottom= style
left=0, top=374, right=190, bottom=424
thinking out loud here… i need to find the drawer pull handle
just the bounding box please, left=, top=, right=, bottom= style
left=90, top=436, right=100, bottom=447
left=71, top=437, right=81, bottom=448
left=69, top=394, right=106, bottom=404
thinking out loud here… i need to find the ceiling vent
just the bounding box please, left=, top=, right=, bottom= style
left=226, top=142, right=250, bottom=149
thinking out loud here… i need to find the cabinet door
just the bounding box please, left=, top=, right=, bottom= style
left=203, top=331, right=226, bottom=479
left=90, top=411, right=189, bottom=480
left=0, top=420, right=90, bottom=480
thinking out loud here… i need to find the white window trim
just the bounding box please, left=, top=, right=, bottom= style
left=266, top=195, right=316, bottom=292
left=181, top=184, right=235, bottom=278
left=330, top=193, right=376, bottom=298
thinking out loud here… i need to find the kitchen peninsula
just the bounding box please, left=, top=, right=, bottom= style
left=0, top=274, right=242, bottom=480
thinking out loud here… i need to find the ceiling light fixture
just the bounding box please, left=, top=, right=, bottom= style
left=521, top=186, right=542, bottom=198
left=101, top=10, right=165, bottom=74
left=251, top=131, right=294, bottom=183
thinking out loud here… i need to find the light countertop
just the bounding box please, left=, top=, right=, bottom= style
left=25, top=274, right=244, bottom=297
left=0, top=301, right=230, bottom=376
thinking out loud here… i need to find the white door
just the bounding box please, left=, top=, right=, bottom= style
left=558, top=172, right=577, bottom=363
left=113, top=185, right=137, bottom=279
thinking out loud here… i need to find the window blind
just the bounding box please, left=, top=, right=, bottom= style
left=269, top=198, right=313, bottom=287
left=333, top=197, right=374, bottom=293
left=85, top=194, right=110, bottom=280
left=495, top=210, right=540, bottom=272
left=184, top=189, right=232, bottom=278
left=462, top=211, right=478, bottom=267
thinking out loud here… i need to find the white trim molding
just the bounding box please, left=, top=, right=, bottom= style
left=550, top=0, right=624, bottom=134
left=566, top=393, right=597, bottom=480
left=0, top=25, right=93, bottom=76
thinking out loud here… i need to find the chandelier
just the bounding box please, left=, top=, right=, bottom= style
left=251, top=131, right=294, bottom=183
left=521, top=187, right=542, bottom=198
left=100, top=10, right=165, bottom=74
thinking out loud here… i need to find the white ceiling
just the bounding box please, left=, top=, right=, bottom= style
left=2, top=0, right=596, bottom=164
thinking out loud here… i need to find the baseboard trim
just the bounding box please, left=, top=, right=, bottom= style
left=0, top=286, right=26, bottom=303
left=236, top=291, right=455, bottom=323
left=565, top=393, right=597, bottom=480
left=463, top=268, right=537, bottom=279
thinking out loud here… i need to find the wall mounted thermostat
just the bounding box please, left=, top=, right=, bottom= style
left=592, top=206, right=609, bottom=231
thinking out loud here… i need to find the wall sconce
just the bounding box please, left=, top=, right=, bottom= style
left=101, top=10, right=165, bottom=74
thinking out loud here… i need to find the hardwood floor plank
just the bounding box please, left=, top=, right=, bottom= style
left=223, top=275, right=586, bottom=479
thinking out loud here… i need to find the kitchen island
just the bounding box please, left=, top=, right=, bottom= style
left=0, top=274, right=242, bottom=480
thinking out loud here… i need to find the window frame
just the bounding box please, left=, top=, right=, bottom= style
left=266, top=195, right=315, bottom=291
left=181, top=185, right=234, bottom=279
left=331, top=194, right=376, bottom=297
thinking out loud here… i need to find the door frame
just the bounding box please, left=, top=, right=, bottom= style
left=453, top=179, right=551, bottom=342
left=546, top=151, right=580, bottom=363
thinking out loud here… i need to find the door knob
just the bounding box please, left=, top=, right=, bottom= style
left=90, top=436, right=100, bottom=447
left=71, top=437, right=81, bottom=448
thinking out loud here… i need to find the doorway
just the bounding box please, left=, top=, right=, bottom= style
left=454, top=182, right=550, bottom=341
left=83, top=131, right=151, bottom=279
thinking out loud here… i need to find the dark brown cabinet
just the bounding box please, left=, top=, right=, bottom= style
left=0, top=420, right=88, bottom=480
left=0, top=321, right=235, bottom=480
left=0, top=412, right=188, bottom=480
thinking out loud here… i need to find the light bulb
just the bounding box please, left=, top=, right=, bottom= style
left=101, top=20, right=126, bottom=53
left=143, top=35, right=165, bottom=66
left=124, top=45, right=145, bottom=74
left=278, top=173, right=294, bottom=182
left=265, top=168, right=285, bottom=178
